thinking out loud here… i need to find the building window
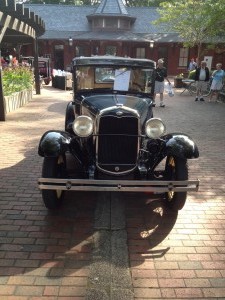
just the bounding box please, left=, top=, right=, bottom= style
left=105, top=46, right=117, bottom=56
left=92, top=45, right=99, bottom=55
left=119, top=19, right=130, bottom=30
left=179, top=48, right=188, bottom=67
left=75, top=46, right=86, bottom=57
left=136, top=48, right=145, bottom=59
left=123, top=46, right=129, bottom=57
left=44, top=54, right=51, bottom=59
left=92, top=17, right=130, bottom=30
left=93, top=18, right=104, bottom=29
left=54, top=45, right=64, bottom=50
left=104, top=18, right=118, bottom=29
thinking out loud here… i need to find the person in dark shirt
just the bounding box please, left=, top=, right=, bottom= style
left=194, top=61, right=210, bottom=101
left=153, top=59, right=171, bottom=107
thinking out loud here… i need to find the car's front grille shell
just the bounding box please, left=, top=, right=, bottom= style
left=97, top=115, right=139, bottom=174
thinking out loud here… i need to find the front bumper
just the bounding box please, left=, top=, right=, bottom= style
left=38, top=178, right=199, bottom=192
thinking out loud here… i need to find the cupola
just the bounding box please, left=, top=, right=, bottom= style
left=86, top=0, right=136, bottom=31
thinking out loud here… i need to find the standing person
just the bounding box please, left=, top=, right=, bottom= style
left=194, top=61, right=210, bottom=101
left=188, top=58, right=197, bottom=71
left=153, top=59, right=171, bottom=107
left=209, top=63, right=225, bottom=102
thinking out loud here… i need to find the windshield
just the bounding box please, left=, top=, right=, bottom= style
left=75, top=66, right=154, bottom=94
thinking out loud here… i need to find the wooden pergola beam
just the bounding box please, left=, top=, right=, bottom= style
left=0, top=0, right=45, bottom=121
left=0, top=14, right=11, bottom=43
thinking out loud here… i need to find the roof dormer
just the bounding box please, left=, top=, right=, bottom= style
left=86, top=0, right=136, bottom=31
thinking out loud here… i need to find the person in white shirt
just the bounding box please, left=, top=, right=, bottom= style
left=188, top=58, right=197, bottom=71
left=209, top=63, right=225, bottom=102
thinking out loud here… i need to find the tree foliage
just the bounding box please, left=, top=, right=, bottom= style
left=123, top=0, right=164, bottom=6
left=154, top=0, right=225, bottom=61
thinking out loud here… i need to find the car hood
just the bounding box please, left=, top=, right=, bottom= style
left=82, top=94, right=151, bottom=117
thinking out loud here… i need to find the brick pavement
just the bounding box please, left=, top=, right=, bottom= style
left=0, top=85, right=225, bottom=299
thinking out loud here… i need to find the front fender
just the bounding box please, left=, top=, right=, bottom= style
left=163, top=133, right=199, bottom=159
left=38, top=130, right=71, bottom=157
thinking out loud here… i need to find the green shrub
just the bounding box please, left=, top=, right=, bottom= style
left=188, top=69, right=214, bottom=80
left=188, top=70, right=196, bottom=80
left=2, top=66, right=33, bottom=96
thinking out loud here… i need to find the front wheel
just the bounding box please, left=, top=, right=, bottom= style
left=164, top=156, right=188, bottom=211
left=44, top=78, right=50, bottom=85
left=42, top=156, right=66, bottom=209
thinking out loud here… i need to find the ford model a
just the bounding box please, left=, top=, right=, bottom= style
left=38, top=56, right=199, bottom=211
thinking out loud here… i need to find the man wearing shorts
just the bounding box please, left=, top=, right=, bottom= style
left=194, top=61, right=210, bottom=102
left=153, top=59, right=171, bottom=107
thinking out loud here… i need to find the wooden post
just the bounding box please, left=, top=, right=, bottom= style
left=0, top=50, right=6, bottom=121
left=33, top=37, right=40, bottom=95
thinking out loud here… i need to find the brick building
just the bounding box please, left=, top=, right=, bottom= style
left=20, top=0, right=225, bottom=75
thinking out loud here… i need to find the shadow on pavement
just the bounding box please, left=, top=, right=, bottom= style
left=124, top=194, right=178, bottom=263
left=0, top=147, right=96, bottom=278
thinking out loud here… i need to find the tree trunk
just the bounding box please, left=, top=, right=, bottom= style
left=197, top=42, right=202, bottom=66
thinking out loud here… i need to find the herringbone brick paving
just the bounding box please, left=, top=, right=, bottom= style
left=0, top=84, right=225, bottom=299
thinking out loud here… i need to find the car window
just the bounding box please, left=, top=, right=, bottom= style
left=76, top=67, right=92, bottom=89
left=76, top=66, right=154, bottom=94
left=95, top=67, right=115, bottom=83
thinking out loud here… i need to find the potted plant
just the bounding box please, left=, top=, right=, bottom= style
left=2, top=66, right=33, bottom=113
left=174, top=73, right=185, bottom=88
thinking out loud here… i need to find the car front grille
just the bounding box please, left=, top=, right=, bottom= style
left=97, top=115, right=139, bottom=174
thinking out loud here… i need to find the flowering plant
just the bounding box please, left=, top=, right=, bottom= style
left=175, top=73, right=184, bottom=78
left=2, top=66, right=33, bottom=96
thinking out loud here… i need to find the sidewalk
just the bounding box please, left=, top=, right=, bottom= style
left=0, top=85, right=225, bottom=299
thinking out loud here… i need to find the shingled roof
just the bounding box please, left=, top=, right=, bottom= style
left=25, top=3, right=180, bottom=43
left=94, top=0, right=128, bottom=15
left=86, top=0, right=136, bottom=24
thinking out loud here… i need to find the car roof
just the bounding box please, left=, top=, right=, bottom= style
left=72, top=55, right=156, bottom=68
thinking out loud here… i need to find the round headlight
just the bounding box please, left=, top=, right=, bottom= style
left=145, top=118, right=166, bottom=139
left=72, top=116, right=93, bottom=137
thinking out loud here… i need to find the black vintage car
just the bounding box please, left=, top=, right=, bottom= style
left=38, top=56, right=199, bottom=211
